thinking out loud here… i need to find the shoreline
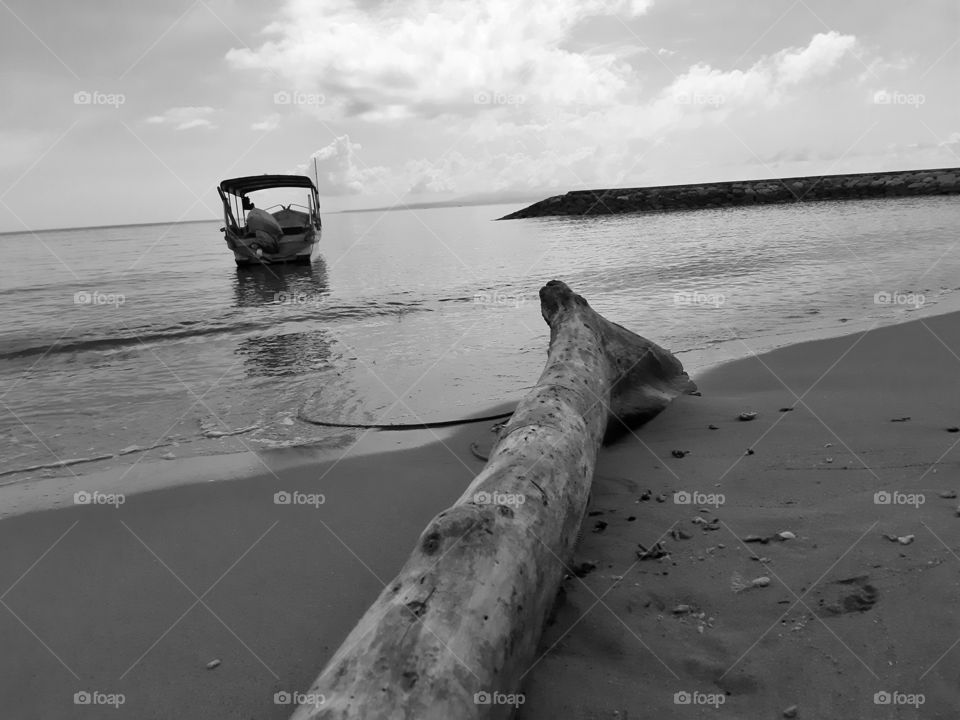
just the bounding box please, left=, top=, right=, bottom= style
left=0, top=409, right=514, bottom=521
left=500, top=166, right=960, bottom=219
left=5, top=288, right=957, bottom=507
left=4, top=287, right=957, bottom=513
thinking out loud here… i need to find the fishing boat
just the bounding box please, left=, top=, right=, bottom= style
left=217, top=174, right=322, bottom=266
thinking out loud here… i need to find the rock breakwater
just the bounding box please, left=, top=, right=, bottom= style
left=500, top=168, right=960, bottom=219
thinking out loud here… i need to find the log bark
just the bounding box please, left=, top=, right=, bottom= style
left=291, top=280, right=696, bottom=720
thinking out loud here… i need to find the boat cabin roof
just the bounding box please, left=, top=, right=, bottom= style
left=219, top=175, right=317, bottom=197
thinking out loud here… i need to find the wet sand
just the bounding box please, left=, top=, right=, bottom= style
left=3, top=312, right=960, bottom=718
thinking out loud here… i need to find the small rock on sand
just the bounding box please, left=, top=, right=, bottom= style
left=738, top=411, right=757, bottom=421
left=777, top=531, right=796, bottom=540
left=947, top=427, right=959, bottom=433
left=898, top=534, right=915, bottom=545
left=573, top=561, right=597, bottom=577
left=636, top=542, right=667, bottom=561
left=206, top=659, right=221, bottom=670
left=939, top=490, right=957, bottom=499
left=671, top=449, right=688, bottom=458
left=783, top=705, right=798, bottom=718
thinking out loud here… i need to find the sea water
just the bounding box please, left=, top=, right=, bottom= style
left=1, top=195, right=958, bottom=476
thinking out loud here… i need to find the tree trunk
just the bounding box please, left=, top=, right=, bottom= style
left=291, top=280, right=696, bottom=720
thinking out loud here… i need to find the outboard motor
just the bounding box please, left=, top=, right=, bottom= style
left=245, top=207, right=283, bottom=254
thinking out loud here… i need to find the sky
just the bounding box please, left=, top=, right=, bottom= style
left=0, top=0, right=957, bottom=231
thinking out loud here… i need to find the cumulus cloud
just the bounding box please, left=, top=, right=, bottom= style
left=226, top=0, right=654, bottom=117
left=662, top=32, right=858, bottom=111
left=145, top=106, right=217, bottom=130
left=262, top=26, right=893, bottom=201
left=295, top=136, right=389, bottom=196
left=775, top=31, right=857, bottom=85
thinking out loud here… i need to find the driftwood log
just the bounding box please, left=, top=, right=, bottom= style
left=291, top=280, right=696, bottom=720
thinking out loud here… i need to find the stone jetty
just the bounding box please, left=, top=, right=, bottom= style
left=499, top=167, right=960, bottom=220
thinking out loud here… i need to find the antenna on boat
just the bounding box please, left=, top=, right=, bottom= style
left=313, top=155, right=319, bottom=187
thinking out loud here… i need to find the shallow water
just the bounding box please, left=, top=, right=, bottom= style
left=1, top=195, right=958, bottom=475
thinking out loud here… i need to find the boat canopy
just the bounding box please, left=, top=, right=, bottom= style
left=219, top=175, right=317, bottom=197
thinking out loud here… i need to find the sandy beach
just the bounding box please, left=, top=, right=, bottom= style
left=3, top=311, right=959, bottom=719
left=0, top=423, right=495, bottom=719
left=520, top=310, right=960, bottom=719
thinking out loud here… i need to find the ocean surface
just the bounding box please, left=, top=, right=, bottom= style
left=2, top=195, right=959, bottom=478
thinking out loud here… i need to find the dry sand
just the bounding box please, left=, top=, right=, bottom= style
left=0, top=424, right=494, bottom=719
left=520, top=311, right=960, bottom=719
left=3, top=313, right=960, bottom=718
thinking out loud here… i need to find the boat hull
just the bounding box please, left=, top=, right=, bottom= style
left=227, top=226, right=322, bottom=266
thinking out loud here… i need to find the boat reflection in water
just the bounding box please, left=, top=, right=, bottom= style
left=232, top=259, right=334, bottom=378
left=231, top=257, right=329, bottom=307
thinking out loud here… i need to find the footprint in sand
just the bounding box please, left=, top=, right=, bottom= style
left=812, top=575, right=879, bottom=616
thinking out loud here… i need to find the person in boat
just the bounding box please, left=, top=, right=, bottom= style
left=245, top=202, right=283, bottom=254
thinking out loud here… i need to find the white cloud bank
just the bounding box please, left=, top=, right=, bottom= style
left=230, top=1, right=909, bottom=198
left=227, top=0, right=655, bottom=117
